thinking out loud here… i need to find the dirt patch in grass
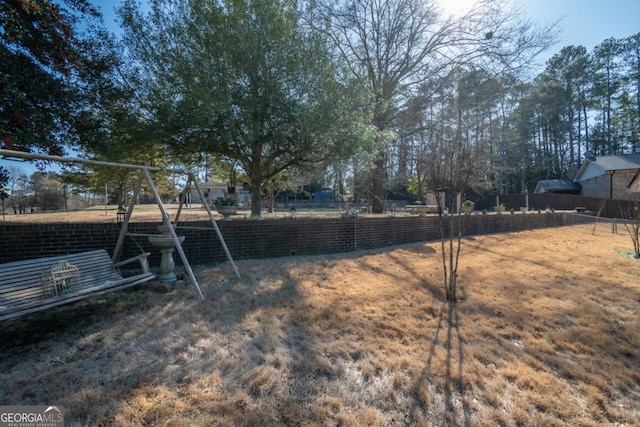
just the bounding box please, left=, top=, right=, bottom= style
left=1, top=224, right=639, bottom=426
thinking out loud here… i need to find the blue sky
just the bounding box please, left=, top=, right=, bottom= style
left=519, top=0, right=639, bottom=53
left=95, top=0, right=640, bottom=63
left=440, top=0, right=639, bottom=56
left=3, top=0, right=639, bottom=176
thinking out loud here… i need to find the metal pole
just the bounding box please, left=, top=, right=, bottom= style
left=143, top=168, right=204, bottom=300
left=112, top=172, right=144, bottom=264
left=174, top=182, right=188, bottom=223
left=0, top=148, right=245, bottom=297
left=0, top=149, right=187, bottom=174
left=190, top=173, right=241, bottom=279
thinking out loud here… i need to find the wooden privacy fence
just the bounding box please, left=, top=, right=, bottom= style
left=479, top=194, right=637, bottom=218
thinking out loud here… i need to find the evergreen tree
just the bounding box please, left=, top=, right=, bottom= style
left=119, top=0, right=366, bottom=217
left=0, top=0, right=111, bottom=154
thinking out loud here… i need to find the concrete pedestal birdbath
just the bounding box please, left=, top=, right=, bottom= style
left=148, top=226, right=185, bottom=287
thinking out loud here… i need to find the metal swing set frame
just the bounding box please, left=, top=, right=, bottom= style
left=0, top=148, right=240, bottom=303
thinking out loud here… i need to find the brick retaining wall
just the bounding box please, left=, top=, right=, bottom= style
left=0, top=212, right=566, bottom=265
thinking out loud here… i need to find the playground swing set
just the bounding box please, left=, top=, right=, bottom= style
left=0, top=149, right=240, bottom=322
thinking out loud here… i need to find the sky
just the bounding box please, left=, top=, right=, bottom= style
left=95, top=0, right=640, bottom=54
left=523, top=0, right=639, bottom=51
left=2, top=0, right=639, bottom=177
left=441, top=0, right=639, bottom=57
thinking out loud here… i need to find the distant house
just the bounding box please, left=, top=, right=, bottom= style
left=185, top=182, right=251, bottom=206
left=534, top=179, right=581, bottom=195
left=573, top=153, right=640, bottom=200
left=184, top=182, right=227, bottom=204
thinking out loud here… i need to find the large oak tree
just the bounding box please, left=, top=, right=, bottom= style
left=119, top=0, right=367, bottom=217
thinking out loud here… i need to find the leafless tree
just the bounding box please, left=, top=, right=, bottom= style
left=312, top=0, right=557, bottom=301
left=621, top=198, right=640, bottom=258
left=6, top=166, right=31, bottom=214
left=428, top=71, right=489, bottom=301
left=311, top=0, right=558, bottom=214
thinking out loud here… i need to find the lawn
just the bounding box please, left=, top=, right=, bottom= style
left=1, top=223, right=639, bottom=426
left=0, top=203, right=432, bottom=223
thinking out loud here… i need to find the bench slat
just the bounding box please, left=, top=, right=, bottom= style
left=0, top=249, right=155, bottom=321
left=1, top=250, right=120, bottom=299
left=0, top=272, right=155, bottom=322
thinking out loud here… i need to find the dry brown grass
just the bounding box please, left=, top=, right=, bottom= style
left=2, top=204, right=229, bottom=224
left=0, top=204, right=393, bottom=224
left=1, top=223, right=639, bottom=426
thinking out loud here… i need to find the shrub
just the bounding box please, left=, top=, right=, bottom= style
left=214, top=196, right=238, bottom=207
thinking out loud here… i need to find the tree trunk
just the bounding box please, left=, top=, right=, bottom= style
left=437, top=197, right=465, bottom=303
left=337, top=166, right=345, bottom=196
left=583, top=103, right=589, bottom=153
left=250, top=177, right=262, bottom=217
left=266, top=181, right=274, bottom=214
left=370, top=155, right=385, bottom=213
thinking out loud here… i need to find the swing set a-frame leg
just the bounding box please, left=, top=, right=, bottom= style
left=0, top=148, right=240, bottom=301
left=112, top=172, right=144, bottom=264
left=592, top=198, right=607, bottom=235
left=112, top=168, right=241, bottom=302
left=187, top=173, right=241, bottom=279
left=142, top=168, right=205, bottom=300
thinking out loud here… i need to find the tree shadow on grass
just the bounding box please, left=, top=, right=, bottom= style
left=0, top=291, right=145, bottom=351
left=1, top=254, right=397, bottom=424
left=410, top=300, right=471, bottom=426
left=0, top=243, right=461, bottom=425
left=392, top=238, right=495, bottom=425
left=3, top=234, right=639, bottom=425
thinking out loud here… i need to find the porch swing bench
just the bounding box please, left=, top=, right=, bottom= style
left=0, top=249, right=154, bottom=322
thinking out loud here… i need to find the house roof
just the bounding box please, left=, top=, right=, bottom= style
left=535, top=179, right=581, bottom=193
left=574, top=154, right=640, bottom=182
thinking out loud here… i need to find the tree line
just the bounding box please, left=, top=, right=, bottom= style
left=516, top=37, right=640, bottom=187
left=2, top=0, right=637, bottom=217
left=385, top=33, right=640, bottom=200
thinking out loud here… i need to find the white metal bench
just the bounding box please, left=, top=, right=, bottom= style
left=0, top=249, right=154, bottom=322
